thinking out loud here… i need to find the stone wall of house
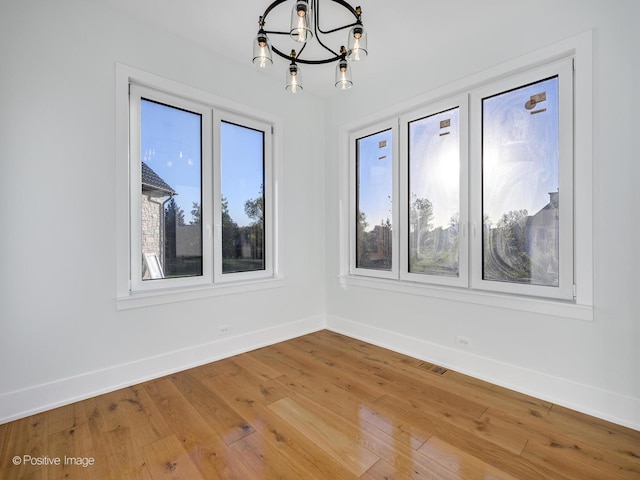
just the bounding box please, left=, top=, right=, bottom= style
left=141, top=192, right=164, bottom=279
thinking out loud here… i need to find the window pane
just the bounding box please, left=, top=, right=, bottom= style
left=408, top=108, right=460, bottom=277
left=482, top=76, right=559, bottom=286
left=140, top=99, right=202, bottom=281
left=221, top=121, right=265, bottom=273
left=356, top=129, right=393, bottom=270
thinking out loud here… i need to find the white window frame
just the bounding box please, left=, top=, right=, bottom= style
left=116, top=64, right=283, bottom=309
left=349, top=120, right=400, bottom=279
left=399, top=95, right=469, bottom=288
left=470, top=59, right=574, bottom=300
left=340, top=31, right=593, bottom=321
left=129, top=84, right=214, bottom=292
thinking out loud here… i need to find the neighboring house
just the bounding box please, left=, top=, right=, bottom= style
left=141, top=162, right=176, bottom=279
left=526, top=191, right=559, bottom=285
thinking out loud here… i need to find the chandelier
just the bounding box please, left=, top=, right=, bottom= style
left=252, top=0, right=368, bottom=92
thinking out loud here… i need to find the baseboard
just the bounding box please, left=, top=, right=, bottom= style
left=0, top=315, right=324, bottom=425
left=326, top=314, right=640, bottom=432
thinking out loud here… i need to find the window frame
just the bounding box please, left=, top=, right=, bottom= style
left=129, top=84, right=214, bottom=292
left=469, top=59, right=574, bottom=300
left=349, top=120, right=400, bottom=279
left=116, top=64, right=283, bottom=309
left=340, top=31, right=593, bottom=320
left=213, top=110, right=274, bottom=284
left=399, top=95, right=469, bottom=288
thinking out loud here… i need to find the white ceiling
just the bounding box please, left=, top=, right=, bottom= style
left=100, top=0, right=517, bottom=98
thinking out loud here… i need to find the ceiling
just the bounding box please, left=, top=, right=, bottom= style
left=100, top=0, right=515, bottom=98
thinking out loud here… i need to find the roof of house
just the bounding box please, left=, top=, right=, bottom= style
left=141, top=162, right=176, bottom=195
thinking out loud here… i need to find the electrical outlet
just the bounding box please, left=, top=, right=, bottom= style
left=455, top=336, right=472, bottom=348
left=218, top=325, right=230, bottom=334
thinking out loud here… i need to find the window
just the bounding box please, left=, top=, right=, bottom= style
left=117, top=68, right=280, bottom=306
left=347, top=56, right=582, bottom=305
left=470, top=60, right=574, bottom=300
left=350, top=121, right=398, bottom=279
left=400, top=96, right=469, bottom=288
left=216, top=114, right=273, bottom=280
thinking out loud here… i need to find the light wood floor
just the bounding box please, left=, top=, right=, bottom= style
left=1, top=330, right=639, bottom=479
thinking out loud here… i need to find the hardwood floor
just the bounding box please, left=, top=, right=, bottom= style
left=1, top=330, right=639, bottom=479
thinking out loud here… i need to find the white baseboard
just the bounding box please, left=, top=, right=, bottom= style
left=326, top=314, right=640, bottom=432
left=0, top=315, right=324, bottom=425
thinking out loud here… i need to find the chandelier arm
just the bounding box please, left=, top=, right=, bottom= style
left=260, top=0, right=290, bottom=23
left=314, top=32, right=341, bottom=58
left=315, top=0, right=361, bottom=35
left=311, top=0, right=340, bottom=58
left=271, top=45, right=340, bottom=65
left=297, top=42, right=309, bottom=58
left=263, top=30, right=294, bottom=36
left=317, top=22, right=359, bottom=35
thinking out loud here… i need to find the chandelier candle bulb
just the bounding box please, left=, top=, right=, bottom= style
left=286, top=58, right=303, bottom=93
left=252, top=30, right=273, bottom=68
left=335, top=56, right=353, bottom=90
left=347, top=24, right=367, bottom=61
left=290, top=0, right=313, bottom=42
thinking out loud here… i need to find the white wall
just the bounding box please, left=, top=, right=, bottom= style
left=325, top=0, right=640, bottom=430
left=0, top=0, right=326, bottom=422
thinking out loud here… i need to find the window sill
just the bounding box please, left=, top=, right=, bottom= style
left=116, top=277, right=285, bottom=310
left=338, top=275, right=593, bottom=321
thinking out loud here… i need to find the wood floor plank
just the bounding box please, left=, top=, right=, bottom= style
left=229, top=431, right=324, bottom=480
left=547, top=404, right=640, bottom=461
left=139, top=435, right=205, bottom=480
left=0, top=413, right=49, bottom=480
left=283, top=390, right=464, bottom=480
left=272, top=342, right=386, bottom=403
left=185, top=437, right=254, bottom=480
left=521, top=436, right=635, bottom=480
left=204, top=373, right=361, bottom=479
left=364, top=394, right=562, bottom=479
left=484, top=405, right=640, bottom=479
left=47, top=401, right=90, bottom=437
left=212, top=359, right=290, bottom=406
left=47, top=421, right=96, bottom=480
left=230, top=349, right=287, bottom=380
left=269, top=396, right=380, bottom=476
left=94, top=426, right=152, bottom=480
left=419, top=436, right=520, bottom=480
left=247, top=343, right=314, bottom=378
left=372, top=361, right=490, bottom=419
left=86, top=386, right=172, bottom=449
left=169, top=371, right=255, bottom=445
left=1, top=330, right=639, bottom=480
left=142, top=378, right=217, bottom=451
left=446, top=370, right=553, bottom=415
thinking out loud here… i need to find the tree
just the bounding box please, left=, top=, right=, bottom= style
left=496, top=209, right=528, bottom=257
left=242, top=186, right=264, bottom=261
left=410, top=195, right=434, bottom=255
left=221, top=196, right=238, bottom=259
left=244, top=185, right=264, bottom=225
left=165, top=197, right=185, bottom=226
left=190, top=202, right=201, bottom=225
left=485, top=209, right=531, bottom=281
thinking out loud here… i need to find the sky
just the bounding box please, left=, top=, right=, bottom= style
left=141, top=100, right=264, bottom=227
left=482, top=76, right=559, bottom=224
left=357, top=129, right=393, bottom=230
left=357, top=76, right=559, bottom=231
left=409, top=107, right=460, bottom=229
